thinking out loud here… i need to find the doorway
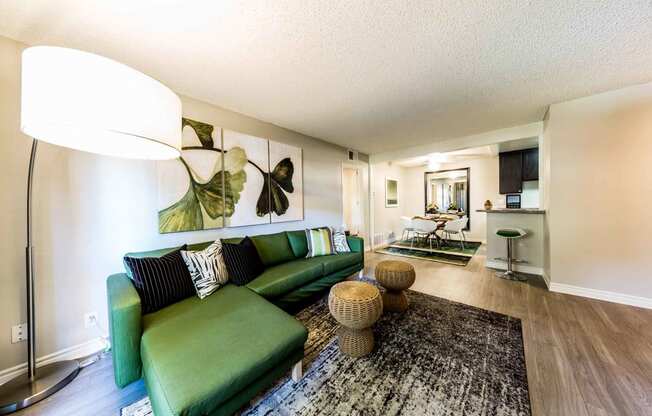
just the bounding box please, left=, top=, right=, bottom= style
left=341, top=162, right=369, bottom=244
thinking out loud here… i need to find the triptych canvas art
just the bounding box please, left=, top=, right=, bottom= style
left=157, top=118, right=303, bottom=233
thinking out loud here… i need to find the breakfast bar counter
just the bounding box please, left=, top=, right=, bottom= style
left=476, top=209, right=546, bottom=277
left=476, top=208, right=545, bottom=214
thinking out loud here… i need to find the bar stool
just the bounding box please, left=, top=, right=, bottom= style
left=495, top=228, right=527, bottom=281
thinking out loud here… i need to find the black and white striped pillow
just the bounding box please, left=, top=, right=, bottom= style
left=181, top=240, right=229, bottom=299
left=123, top=246, right=195, bottom=314
left=221, top=237, right=265, bottom=286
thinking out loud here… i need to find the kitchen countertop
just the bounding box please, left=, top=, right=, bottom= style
left=476, top=208, right=545, bottom=214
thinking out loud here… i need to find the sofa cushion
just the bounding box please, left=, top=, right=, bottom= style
left=321, top=252, right=362, bottom=275
left=186, top=241, right=213, bottom=252
left=219, top=237, right=243, bottom=245
left=140, top=284, right=307, bottom=416
left=123, top=247, right=196, bottom=314
left=181, top=241, right=229, bottom=299
left=305, top=228, right=336, bottom=257
left=123, top=242, right=214, bottom=279
left=250, top=232, right=295, bottom=267
left=273, top=262, right=363, bottom=311
left=332, top=229, right=351, bottom=253
left=221, top=237, right=265, bottom=285
left=246, top=259, right=324, bottom=298
left=286, top=230, right=308, bottom=258
left=123, top=246, right=182, bottom=279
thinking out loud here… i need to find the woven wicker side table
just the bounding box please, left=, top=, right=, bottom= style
left=375, top=260, right=416, bottom=312
left=328, top=281, right=383, bottom=357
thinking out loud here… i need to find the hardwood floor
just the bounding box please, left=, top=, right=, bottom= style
left=13, top=248, right=652, bottom=415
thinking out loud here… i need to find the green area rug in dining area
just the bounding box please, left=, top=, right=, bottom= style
left=376, top=238, right=481, bottom=266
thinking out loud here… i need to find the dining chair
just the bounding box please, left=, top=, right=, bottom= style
left=400, top=216, right=415, bottom=242
left=439, top=216, right=469, bottom=249
left=411, top=218, right=439, bottom=250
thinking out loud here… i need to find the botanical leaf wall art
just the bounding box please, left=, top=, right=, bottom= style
left=269, top=140, right=304, bottom=223
left=157, top=118, right=303, bottom=233
left=222, top=129, right=270, bottom=227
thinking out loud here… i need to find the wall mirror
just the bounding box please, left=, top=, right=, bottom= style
left=424, top=168, right=470, bottom=230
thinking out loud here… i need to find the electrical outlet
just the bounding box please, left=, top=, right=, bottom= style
left=84, top=312, right=98, bottom=329
left=11, top=323, right=27, bottom=344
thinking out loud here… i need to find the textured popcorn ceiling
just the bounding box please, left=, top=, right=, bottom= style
left=1, top=1, right=651, bottom=154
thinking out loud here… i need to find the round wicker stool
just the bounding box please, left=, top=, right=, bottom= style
left=328, top=281, right=383, bottom=357
left=375, top=260, right=416, bottom=312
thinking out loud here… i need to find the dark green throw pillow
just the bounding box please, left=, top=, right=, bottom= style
left=221, top=237, right=265, bottom=285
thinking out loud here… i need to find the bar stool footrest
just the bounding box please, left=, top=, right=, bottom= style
left=496, top=271, right=528, bottom=282
left=493, top=257, right=528, bottom=264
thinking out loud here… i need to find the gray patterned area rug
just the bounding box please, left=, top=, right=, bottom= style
left=122, top=286, right=530, bottom=416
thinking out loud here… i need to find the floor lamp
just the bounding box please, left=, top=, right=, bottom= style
left=0, top=46, right=182, bottom=414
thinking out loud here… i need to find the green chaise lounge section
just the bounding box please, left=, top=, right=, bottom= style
left=107, top=230, right=364, bottom=416
left=141, top=285, right=306, bottom=416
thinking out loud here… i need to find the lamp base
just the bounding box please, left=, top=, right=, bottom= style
left=0, top=360, right=80, bottom=415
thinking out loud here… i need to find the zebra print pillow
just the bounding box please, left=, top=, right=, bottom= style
left=181, top=240, right=229, bottom=299
left=331, top=228, right=351, bottom=253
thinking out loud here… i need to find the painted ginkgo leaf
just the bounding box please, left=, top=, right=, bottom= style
left=224, top=147, right=248, bottom=174
left=194, top=171, right=226, bottom=219
left=158, top=147, right=249, bottom=233
left=271, top=158, right=294, bottom=193
left=222, top=146, right=248, bottom=217
left=158, top=186, right=203, bottom=233
left=256, top=176, right=271, bottom=217
left=257, top=158, right=294, bottom=217
left=182, top=118, right=214, bottom=148
left=224, top=170, right=246, bottom=217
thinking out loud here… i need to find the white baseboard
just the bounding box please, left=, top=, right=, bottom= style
left=372, top=238, right=396, bottom=251
left=0, top=337, right=107, bottom=386
left=541, top=271, right=551, bottom=289
left=485, top=260, right=543, bottom=276
left=549, top=283, right=652, bottom=310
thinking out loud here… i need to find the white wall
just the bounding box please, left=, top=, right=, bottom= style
left=544, top=81, right=652, bottom=303
left=521, top=181, right=540, bottom=208
left=0, top=36, right=358, bottom=371
left=371, top=162, right=407, bottom=246
left=400, top=157, right=500, bottom=242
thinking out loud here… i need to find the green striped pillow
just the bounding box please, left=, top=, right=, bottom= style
left=305, top=228, right=335, bottom=258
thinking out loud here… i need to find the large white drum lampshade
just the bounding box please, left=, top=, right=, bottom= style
left=21, top=46, right=181, bottom=160
left=0, top=46, right=182, bottom=416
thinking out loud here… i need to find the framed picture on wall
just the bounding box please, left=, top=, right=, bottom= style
left=269, top=140, right=304, bottom=223
left=157, top=118, right=225, bottom=233
left=158, top=118, right=305, bottom=233
left=222, top=129, right=271, bottom=228
left=385, top=177, right=399, bottom=207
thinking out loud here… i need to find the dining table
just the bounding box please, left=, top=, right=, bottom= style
left=411, top=215, right=453, bottom=247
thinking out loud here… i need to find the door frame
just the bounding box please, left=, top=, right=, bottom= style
left=341, top=161, right=370, bottom=249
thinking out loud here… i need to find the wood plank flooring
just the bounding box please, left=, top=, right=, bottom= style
left=12, top=248, right=652, bottom=415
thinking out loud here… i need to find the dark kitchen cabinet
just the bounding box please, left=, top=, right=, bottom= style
left=499, top=151, right=523, bottom=194
left=522, top=148, right=539, bottom=181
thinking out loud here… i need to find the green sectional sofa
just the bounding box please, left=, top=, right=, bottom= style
left=107, top=230, right=364, bottom=416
